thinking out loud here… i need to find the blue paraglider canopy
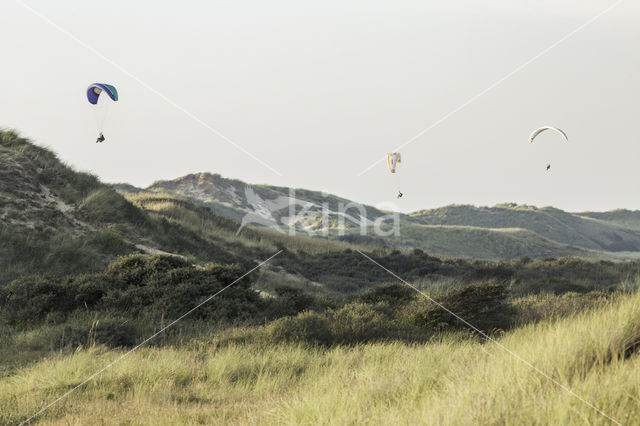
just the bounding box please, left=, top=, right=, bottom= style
left=87, top=83, right=118, bottom=105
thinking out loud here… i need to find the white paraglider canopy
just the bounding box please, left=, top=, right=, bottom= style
left=386, top=152, right=402, bottom=173
left=529, top=126, right=568, bottom=144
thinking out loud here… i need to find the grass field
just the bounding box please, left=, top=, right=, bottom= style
left=3, top=288, right=640, bottom=425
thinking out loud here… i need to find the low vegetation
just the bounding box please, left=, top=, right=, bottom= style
left=3, top=129, right=640, bottom=424
left=0, top=253, right=628, bottom=372
left=2, top=283, right=640, bottom=424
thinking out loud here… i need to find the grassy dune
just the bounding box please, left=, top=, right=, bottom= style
left=3, top=290, right=640, bottom=425
left=383, top=222, right=590, bottom=260
left=126, top=190, right=374, bottom=256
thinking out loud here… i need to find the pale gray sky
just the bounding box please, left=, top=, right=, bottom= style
left=1, top=0, right=639, bottom=213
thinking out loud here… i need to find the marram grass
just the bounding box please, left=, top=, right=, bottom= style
left=3, top=292, right=640, bottom=425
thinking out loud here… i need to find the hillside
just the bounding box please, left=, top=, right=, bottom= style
left=146, top=172, right=387, bottom=233
left=143, top=174, right=640, bottom=260
left=410, top=204, right=640, bottom=252
left=0, top=130, right=139, bottom=281
left=577, top=209, right=640, bottom=232
left=379, top=223, right=590, bottom=260
left=4, top=128, right=640, bottom=291
left=0, top=131, right=348, bottom=285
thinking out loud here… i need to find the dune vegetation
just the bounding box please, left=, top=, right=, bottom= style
left=3, top=130, right=640, bottom=424
left=2, top=284, right=640, bottom=425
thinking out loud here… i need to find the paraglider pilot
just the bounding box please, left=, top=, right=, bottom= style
left=87, top=83, right=118, bottom=145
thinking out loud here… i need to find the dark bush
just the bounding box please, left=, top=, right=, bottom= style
left=411, top=282, right=514, bottom=334
left=100, top=257, right=262, bottom=322
left=0, top=254, right=263, bottom=327
left=466, top=263, right=514, bottom=282
left=89, top=229, right=131, bottom=255
left=51, top=318, right=139, bottom=349
left=0, top=275, right=75, bottom=325
left=78, top=188, right=148, bottom=226
left=265, top=285, right=316, bottom=318
left=105, top=254, right=191, bottom=287
left=359, top=283, right=416, bottom=307
left=266, top=311, right=332, bottom=345
left=330, top=302, right=394, bottom=344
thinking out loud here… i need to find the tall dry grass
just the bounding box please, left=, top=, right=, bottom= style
left=3, top=288, right=640, bottom=424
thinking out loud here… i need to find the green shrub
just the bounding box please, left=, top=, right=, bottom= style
left=265, top=285, right=316, bottom=318
left=79, top=188, right=147, bottom=226
left=410, top=282, right=514, bottom=334
left=105, top=254, right=190, bottom=287
left=50, top=318, right=139, bottom=349
left=0, top=275, right=74, bottom=325
left=90, top=229, right=131, bottom=255
left=0, top=254, right=263, bottom=328
left=330, top=302, right=393, bottom=344
left=99, top=256, right=262, bottom=321
left=266, top=311, right=331, bottom=345
left=359, top=283, right=416, bottom=307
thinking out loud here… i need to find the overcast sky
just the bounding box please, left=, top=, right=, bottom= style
left=1, top=0, right=639, bottom=213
